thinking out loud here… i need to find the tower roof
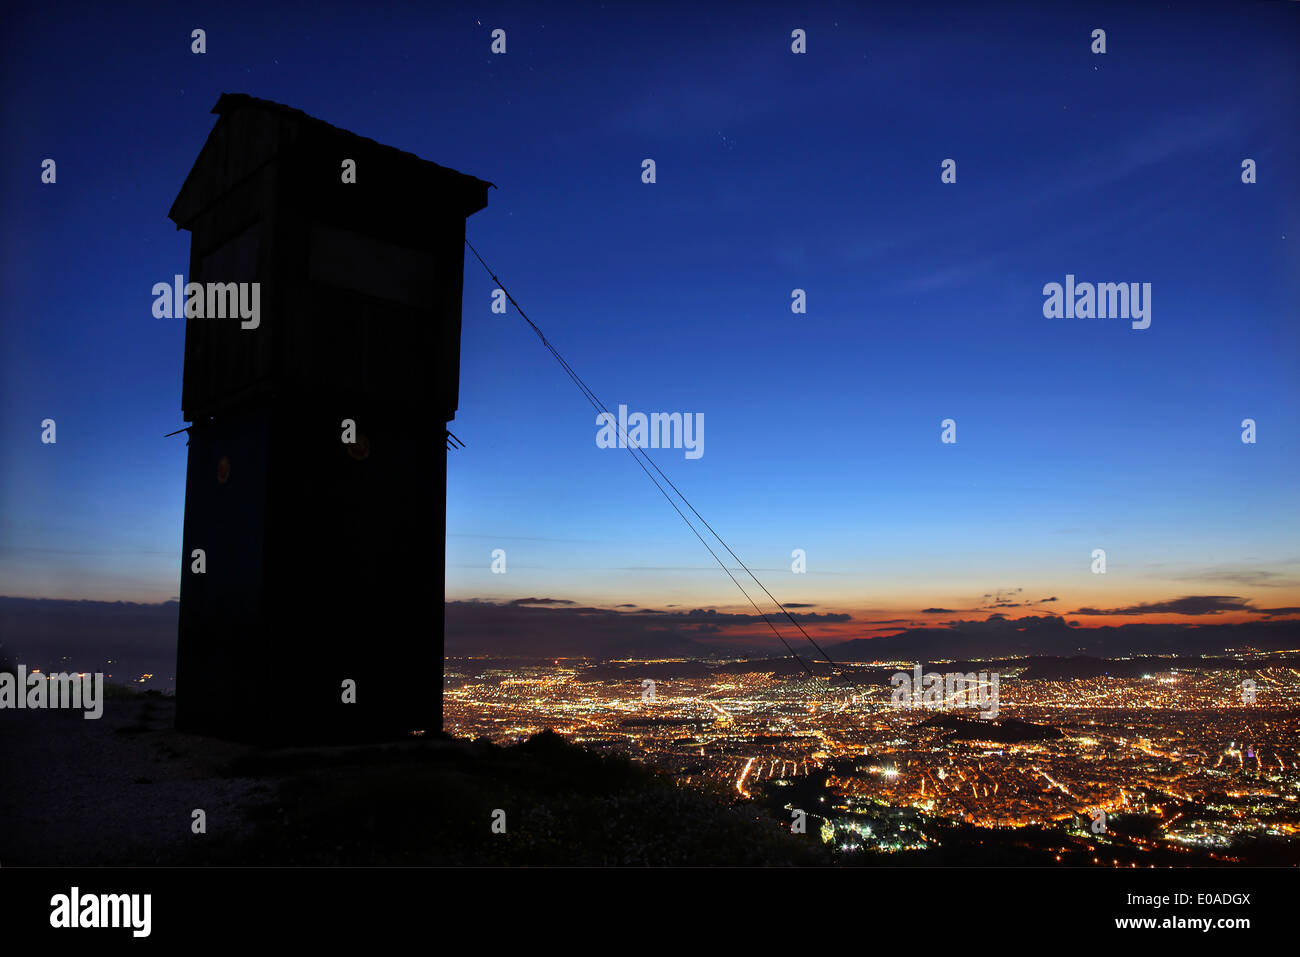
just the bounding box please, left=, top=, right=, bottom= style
left=168, top=92, right=494, bottom=228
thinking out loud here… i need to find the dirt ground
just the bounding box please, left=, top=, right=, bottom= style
left=0, top=694, right=268, bottom=866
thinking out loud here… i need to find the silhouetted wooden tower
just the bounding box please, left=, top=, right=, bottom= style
left=169, top=93, right=490, bottom=743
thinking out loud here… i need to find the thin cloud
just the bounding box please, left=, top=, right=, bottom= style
left=1068, top=596, right=1255, bottom=617
left=1164, top=567, right=1300, bottom=589
left=1260, top=607, right=1300, bottom=618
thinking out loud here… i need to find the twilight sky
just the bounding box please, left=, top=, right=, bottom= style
left=1, top=1, right=1297, bottom=648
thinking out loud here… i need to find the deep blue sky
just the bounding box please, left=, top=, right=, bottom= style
left=2, top=1, right=1297, bottom=638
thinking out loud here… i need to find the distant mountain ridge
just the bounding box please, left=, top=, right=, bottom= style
left=825, top=615, right=1298, bottom=660
left=4, top=598, right=1296, bottom=673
